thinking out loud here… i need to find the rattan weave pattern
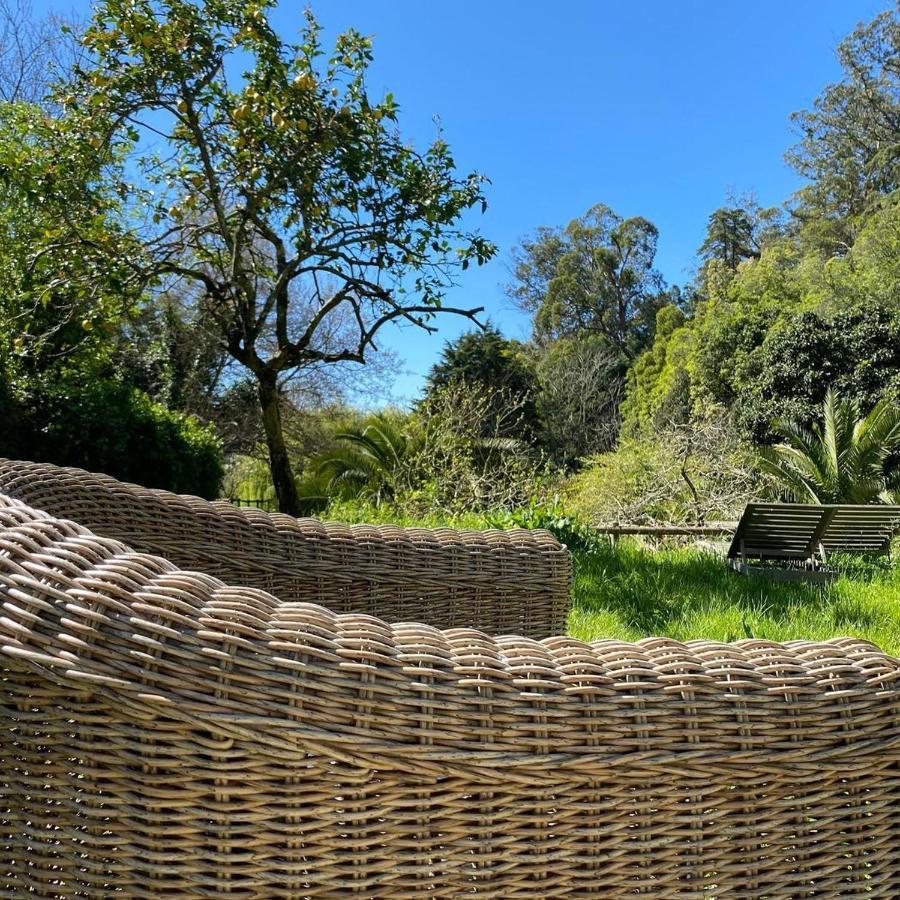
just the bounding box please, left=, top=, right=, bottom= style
left=3, top=494, right=900, bottom=897
left=0, top=458, right=571, bottom=638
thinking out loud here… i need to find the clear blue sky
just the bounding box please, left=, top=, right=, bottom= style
left=40, top=0, right=894, bottom=402
left=302, top=0, right=890, bottom=402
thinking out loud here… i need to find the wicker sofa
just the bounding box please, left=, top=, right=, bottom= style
left=0, top=458, right=572, bottom=638
left=3, top=490, right=900, bottom=897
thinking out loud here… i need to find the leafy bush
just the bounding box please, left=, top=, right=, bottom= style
left=424, top=326, right=540, bottom=442
left=313, top=412, right=414, bottom=505
left=758, top=389, right=900, bottom=503
left=485, top=499, right=603, bottom=553
left=223, top=451, right=330, bottom=515
left=533, top=334, right=626, bottom=465
left=408, top=381, right=553, bottom=514
left=4, top=377, right=224, bottom=498
left=321, top=494, right=602, bottom=554
left=737, top=303, right=900, bottom=440
left=568, top=415, right=763, bottom=524
left=223, top=453, right=279, bottom=508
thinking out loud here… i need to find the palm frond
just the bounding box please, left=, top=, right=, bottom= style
left=759, top=390, right=900, bottom=505
left=312, top=414, right=413, bottom=504
left=757, top=445, right=823, bottom=503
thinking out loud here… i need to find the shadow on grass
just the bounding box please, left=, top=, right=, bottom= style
left=572, top=540, right=840, bottom=636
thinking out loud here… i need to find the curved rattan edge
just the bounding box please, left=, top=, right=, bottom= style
left=0, top=458, right=573, bottom=637
left=0, top=457, right=562, bottom=547
left=3, top=491, right=900, bottom=770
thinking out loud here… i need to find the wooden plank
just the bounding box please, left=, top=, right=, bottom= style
left=594, top=524, right=736, bottom=537
left=729, top=503, right=827, bottom=560
left=804, top=507, right=837, bottom=558
left=823, top=506, right=900, bottom=555
left=729, top=502, right=900, bottom=560
left=741, top=549, right=815, bottom=560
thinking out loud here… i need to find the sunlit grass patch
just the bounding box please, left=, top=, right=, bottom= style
left=570, top=538, right=900, bottom=653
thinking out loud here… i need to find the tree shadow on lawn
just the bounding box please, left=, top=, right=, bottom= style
left=572, top=541, right=848, bottom=637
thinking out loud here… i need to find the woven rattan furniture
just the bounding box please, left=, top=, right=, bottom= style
left=0, top=458, right=571, bottom=638
left=4, top=494, right=900, bottom=897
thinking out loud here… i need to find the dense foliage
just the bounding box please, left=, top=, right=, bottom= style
left=1, top=1, right=898, bottom=529
left=32, top=0, right=495, bottom=515
left=0, top=100, right=224, bottom=496
left=423, top=327, right=539, bottom=442
left=739, top=303, right=900, bottom=439
left=0, top=376, right=223, bottom=496
left=758, top=391, right=900, bottom=504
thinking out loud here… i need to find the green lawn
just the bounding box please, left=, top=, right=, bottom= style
left=569, top=540, right=900, bottom=654
left=324, top=502, right=900, bottom=653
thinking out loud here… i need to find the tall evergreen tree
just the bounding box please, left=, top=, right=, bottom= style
left=508, top=204, right=666, bottom=358
left=787, top=9, right=900, bottom=251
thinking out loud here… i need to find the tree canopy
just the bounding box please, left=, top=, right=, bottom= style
left=759, top=391, right=900, bottom=505
left=3, top=0, right=900, bottom=521
left=786, top=9, right=900, bottom=251
left=32, top=0, right=495, bottom=513
left=508, top=203, right=667, bottom=357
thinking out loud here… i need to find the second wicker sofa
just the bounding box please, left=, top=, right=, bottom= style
left=0, top=458, right=572, bottom=638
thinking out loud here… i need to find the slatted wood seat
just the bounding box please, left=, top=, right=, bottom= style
left=727, top=502, right=900, bottom=581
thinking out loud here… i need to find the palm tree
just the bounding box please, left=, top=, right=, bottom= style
left=758, top=390, right=900, bottom=504
left=314, top=414, right=412, bottom=505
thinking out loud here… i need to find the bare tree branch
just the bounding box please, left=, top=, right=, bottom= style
left=0, top=0, right=83, bottom=104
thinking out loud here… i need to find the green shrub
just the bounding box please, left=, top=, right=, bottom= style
left=225, top=450, right=330, bottom=515
left=320, top=494, right=603, bottom=555
left=6, top=377, right=224, bottom=498
left=321, top=497, right=497, bottom=530
left=485, top=499, right=603, bottom=553
left=737, top=303, right=900, bottom=440
left=568, top=416, right=762, bottom=525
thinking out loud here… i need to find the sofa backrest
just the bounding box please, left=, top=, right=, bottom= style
left=0, top=458, right=572, bottom=637
left=2, top=491, right=898, bottom=897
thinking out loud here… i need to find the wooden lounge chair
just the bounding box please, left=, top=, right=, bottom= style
left=727, top=502, right=900, bottom=582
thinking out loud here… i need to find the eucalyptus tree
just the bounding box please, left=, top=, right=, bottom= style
left=787, top=9, right=900, bottom=251
left=508, top=203, right=666, bottom=358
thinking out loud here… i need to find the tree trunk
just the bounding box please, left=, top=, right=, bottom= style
left=257, top=372, right=302, bottom=516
